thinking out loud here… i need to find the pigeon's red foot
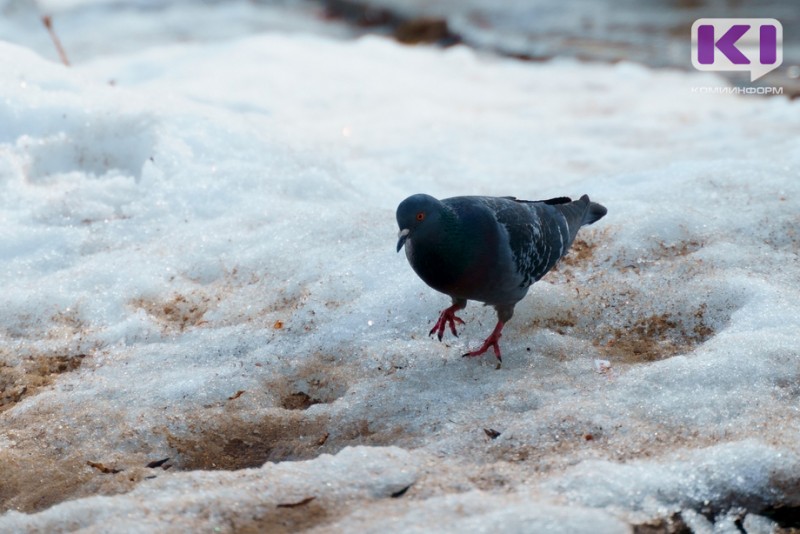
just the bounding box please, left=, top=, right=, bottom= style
left=463, top=321, right=504, bottom=362
left=430, top=304, right=466, bottom=341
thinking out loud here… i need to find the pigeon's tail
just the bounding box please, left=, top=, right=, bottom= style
left=537, top=195, right=606, bottom=227
left=546, top=195, right=607, bottom=244
left=579, top=194, right=607, bottom=226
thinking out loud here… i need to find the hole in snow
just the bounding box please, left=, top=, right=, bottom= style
left=167, top=409, right=409, bottom=471
left=166, top=356, right=413, bottom=471
left=277, top=372, right=348, bottom=411
left=597, top=306, right=716, bottom=363
left=523, top=231, right=741, bottom=363
left=267, top=355, right=349, bottom=411
left=166, top=412, right=332, bottom=470
left=281, top=391, right=321, bottom=410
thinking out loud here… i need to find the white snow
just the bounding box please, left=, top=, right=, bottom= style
left=1, top=2, right=800, bottom=532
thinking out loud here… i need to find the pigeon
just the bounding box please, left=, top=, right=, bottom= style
left=396, top=193, right=607, bottom=362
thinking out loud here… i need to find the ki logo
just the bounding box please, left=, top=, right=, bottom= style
left=691, top=18, right=783, bottom=82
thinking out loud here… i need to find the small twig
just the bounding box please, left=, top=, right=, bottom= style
left=41, top=14, right=70, bottom=66
left=277, top=496, right=315, bottom=508
left=87, top=461, right=122, bottom=474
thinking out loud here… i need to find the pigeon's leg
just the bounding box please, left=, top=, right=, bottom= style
left=463, top=305, right=514, bottom=362
left=430, top=298, right=467, bottom=341
left=462, top=321, right=505, bottom=361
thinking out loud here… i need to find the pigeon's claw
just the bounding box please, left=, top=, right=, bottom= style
left=462, top=321, right=504, bottom=362
left=430, top=305, right=466, bottom=341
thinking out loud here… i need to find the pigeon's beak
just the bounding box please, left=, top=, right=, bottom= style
left=396, top=228, right=410, bottom=252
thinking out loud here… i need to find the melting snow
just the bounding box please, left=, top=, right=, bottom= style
left=1, top=2, right=799, bottom=532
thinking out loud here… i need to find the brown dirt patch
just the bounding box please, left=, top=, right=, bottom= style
left=128, top=266, right=318, bottom=332
left=167, top=412, right=332, bottom=470
left=167, top=352, right=407, bottom=471
left=1, top=351, right=86, bottom=411
left=0, top=447, right=155, bottom=514
left=612, top=238, right=705, bottom=274
left=166, top=409, right=406, bottom=472
left=131, top=292, right=216, bottom=332
left=597, top=305, right=715, bottom=363
left=281, top=392, right=321, bottom=410
left=558, top=236, right=598, bottom=269
left=0, top=454, right=93, bottom=513
left=267, top=355, right=349, bottom=410
left=231, top=498, right=332, bottom=534
left=524, top=303, right=716, bottom=364
left=633, top=513, right=690, bottom=534
left=1, top=306, right=92, bottom=411
left=394, top=18, right=451, bottom=44
left=525, top=230, right=723, bottom=364
left=525, top=310, right=579, bottom=337
left=659, top=239, right=704, bottom=258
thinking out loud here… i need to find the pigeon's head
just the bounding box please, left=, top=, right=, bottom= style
left=396, top=194, right=445, bottom=252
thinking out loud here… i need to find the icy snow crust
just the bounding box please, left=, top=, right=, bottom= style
left=1, top=28, right=799, bottom=533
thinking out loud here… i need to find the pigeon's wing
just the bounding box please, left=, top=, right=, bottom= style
left=489, top=195, right=607, bottom=287
left=474, top=197, right=565, bottom=288
left=513, top=195, right=607, bottom=242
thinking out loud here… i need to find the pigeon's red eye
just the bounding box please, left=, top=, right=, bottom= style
left=416, top=212, right=425, bottom=221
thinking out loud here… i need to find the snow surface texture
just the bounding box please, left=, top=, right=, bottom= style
left=1, top=7, right=800, bottom=533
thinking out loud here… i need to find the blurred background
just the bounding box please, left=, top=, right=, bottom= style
left=1, top=0, right=798, bottom=96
